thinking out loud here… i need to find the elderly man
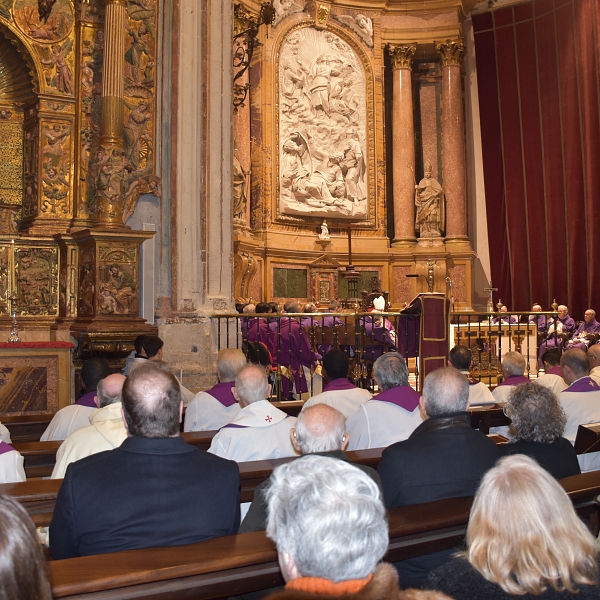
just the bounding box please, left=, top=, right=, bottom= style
left=0, top=440, right=25, bottom=483
left=535, top=349, right=567, bottom=395
left=41, top=358, right=110, bottom=441
left=588, top=344, right=600, bottom=385
left=245, top=302, right=270, bottom=346
left=208, top=364, right=297, bottom=461
left=492, top=305, right=517, bottom=324
left=538, top=304, right=576, bottom=366
left=448, top=345, right=494, bottom=406
left=50, top=364, right=240, bottom=558
left=346, top=352, right=422, bottom=450
left=239, top=403, right=380, bottom=533
left=264, top=455, right=402, bottom=599
left=51, top=373, right=127, bottom=479
left=360, top=296, right=397, bottom=361
left=378, top=366, right=501, bottom=587
left=269, top=301, right=321, bottom=400
left=302, top=350, right=371, bottom=418
left=491, top=351, right=529, bottom=404
left=184, top=348, right=246, bottom=431
left=566, top=309, right=600, bottom=351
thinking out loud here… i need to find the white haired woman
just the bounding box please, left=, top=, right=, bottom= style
left=425, top=454, right=599, bottom=599
left=501, top=382, right=580, bottom=479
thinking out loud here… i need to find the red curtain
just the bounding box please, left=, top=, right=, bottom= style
left=473, top=0, right=600, bottom=317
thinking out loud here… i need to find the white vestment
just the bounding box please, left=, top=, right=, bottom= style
left=208, top=400, right=297, bottom=462
left=346, top=399, right=423, bottom=450
left=535, top=373, right=567, bottom=396
left=0, top=423, right=11, bottom=443
left=40, top=405, right=97, bottom=441
left=184, top=392, right=241, bottom=432
left=559, top=378, right=600, bottom=444
left=301, top=385, right=372, bottom=419
left=51, top=402, right=127, bottom=479
left=590, top=365, right=600, bottom=386
left=462, top=373, right=495, bottom=406
left=0, top=443, right=25, bottom=483
left=491, top=385, right=515, bottom=404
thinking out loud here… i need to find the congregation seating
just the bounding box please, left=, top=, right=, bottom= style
left=2, top=414, right=53, bottom=443
left=44, top=470, right=600, bottom=599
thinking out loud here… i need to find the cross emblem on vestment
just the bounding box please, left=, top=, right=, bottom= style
left=265, top=416, right=273, bottom=422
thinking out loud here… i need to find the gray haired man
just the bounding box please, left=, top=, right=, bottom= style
left=263, top=455, right=401, bottom=599
left=239, top=403, right=380, bottom=533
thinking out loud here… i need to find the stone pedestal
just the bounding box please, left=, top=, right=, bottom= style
left=389, top=44, right=417, bottom=248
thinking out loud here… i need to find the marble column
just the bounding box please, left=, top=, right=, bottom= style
left=95, top=0, right=127, bottom=229
left=436, top=39, right=468, bottom=245
left=389, top=44, right=417, bottom=248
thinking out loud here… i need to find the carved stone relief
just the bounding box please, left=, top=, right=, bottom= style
left=278, top=27, right=368, bottom=220
left=14, top=246, right=59, bottom=315
left=97, top=245, right=139, bottom=316
left=41, top=121, right=71, bottom=215
left=272, top=0, right=304, bottom=27
left=333, top=13, right=373, bottom=48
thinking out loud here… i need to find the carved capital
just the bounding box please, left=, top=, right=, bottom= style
left=388, top=44, right=417, bottom=70
left=435, top=39, right=465, bottom=66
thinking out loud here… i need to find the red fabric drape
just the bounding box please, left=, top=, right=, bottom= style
left=474, top=0, right=600, bottom=316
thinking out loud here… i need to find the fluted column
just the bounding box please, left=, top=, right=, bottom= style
left=436, top=39, right=468, bottom=244
left=95, top=0, right=128, bottom=229
left=389, top=44, right=417, bottom=248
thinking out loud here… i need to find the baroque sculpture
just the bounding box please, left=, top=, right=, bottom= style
left=279, top=28, right=368, bottom=220
left=415, top=161, right=445, bottom=238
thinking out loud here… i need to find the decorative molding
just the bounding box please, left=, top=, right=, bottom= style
left=388, top=43, right=417, bottom=69
left=435, top=38, right=465, bottom=66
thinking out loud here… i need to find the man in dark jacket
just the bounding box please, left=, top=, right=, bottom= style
left=378, top=366, right=501, bottom=588
left=50, top=363, right=240, bottom=558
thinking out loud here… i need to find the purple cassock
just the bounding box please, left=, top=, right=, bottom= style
left=529, top=314, right=548, bottom=333
left=359, top=315, right=397, bottom=361
left=493, top=315, right=518, bottom=324
left=245, top=317, right=269, bottom=346
left=566, top=318, right=600, bottom=351
left=300, top=315, right=322, bottom=328
left=538, top=314, right=577, bottom=367
left=75, top=390, right=97, bottom=408
left=318, top=315, right=345, bottom=356
left=269, top=317, right=321, bottom=399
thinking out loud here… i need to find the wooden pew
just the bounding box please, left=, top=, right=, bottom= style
left=46, top=470, right=600, bottom=599
left=13, top=431, right=218, bottom=479
left=575, top=422, right=600, bottom=455
left=2, top=414, right=53, bottom=443
left=468, top=404, right=510, bottom=433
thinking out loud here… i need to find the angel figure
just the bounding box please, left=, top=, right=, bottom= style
left=335, top=13, right=374, bottom=47
left=41, top=41, right=74, bottom=94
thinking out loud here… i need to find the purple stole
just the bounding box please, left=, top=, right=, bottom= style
left=206, top=381, right=236, bottom=407
left=564, top=377, right=600, bottom=393
left=371, top=385, right=420, bottom=412
left=498, top=375, right=529, bottom=387
left=0, top=441, right=14, bottom=455
left=75, top=390, right=97, bottom=408
left=545, top=366, right=562, bottom=376
left=323, top=378, right=357, bottom=393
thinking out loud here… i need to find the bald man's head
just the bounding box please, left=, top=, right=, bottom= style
left=292, top=404, right=348, bottom=454
left=122, top=364, right=181, bottom=438
left=588, top=344, right=600, bottom=370
left=96, top=373, right=126, bottom=408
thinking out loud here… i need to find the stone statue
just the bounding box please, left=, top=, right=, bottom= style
left=415, top=161, right=445, bottom=238
left=318, top=220, right=330, bottom=240
left=233, top=149, right=250, bottom=223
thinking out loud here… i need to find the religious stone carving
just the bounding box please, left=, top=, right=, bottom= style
left=333, top=14, right=373, bottom=48
left=14, top=246, right=59, bottom=316
left=233, top=145, right=250, bottom=226
left=318, top=219, right=330, bottom=240
left=415, top=161, right=445, bottom=239
left=272, top=0, right=304, bottom=27
left=278, top=27, right=368, bottom=220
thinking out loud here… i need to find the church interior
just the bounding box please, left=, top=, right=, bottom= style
left=0, top=0, right=599, bottom=595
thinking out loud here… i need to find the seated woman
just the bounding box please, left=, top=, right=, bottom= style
left=0, top=494, right=52, bottom=599
left=425, top=454, right=599, bottom=599
left=501, top=382, right=580, bottom=479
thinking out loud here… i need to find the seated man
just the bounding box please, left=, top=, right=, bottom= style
left=538, top=304, right=576, bottom=366
left=566, top=309, right=600, bottom=351
left=300, top=302, right=320, bottom=328
left=208, top=364, right=297, bottom=461
left=535, top=349, right=567, bottom=395
left=491, top=351, right=529, bottom=404
left=184, top=348, right=246, bottom=431
left=51, top=373, right=127, bottom=479
left=360, top=295, right=397, bottom=361
left=239, top=403, right=380, bottom=532
left=448, top=345, right=495, bottom=406
left=41, top=357, right=111, bottom=441
left=0, top=439, right=25, bottom=483
left=589, top=344, right=600, bottom=385
left=492, top=305, right=517, bottom=324
left=302, top=350, right=371, bottom=418
left=124, top=334, right=164, bottom=375
left=49, top=364, right=240, bottom=558
left=346, top=352, right=422, bottom=450
left=319, top=299, right=346, bottom=356
left=240, top=303, right=256, bottom=338
left=378, top=366, right=501, bottom=587
left=264, top=455, right=401, bottom=600
left=269, top=301, right=321, bottom=399
left=244, top=301, right=270, bottom=346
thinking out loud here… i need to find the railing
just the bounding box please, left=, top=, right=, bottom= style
left=211, top=310, right=562, bottom=399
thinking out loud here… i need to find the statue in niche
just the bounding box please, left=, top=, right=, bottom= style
left=415, top=161, right=445, bottom=238
left=318, top=220, right=330, bottom=240
left=233, top=147, right=250, bottom=223
left=278, top=28, right=368, bottom=220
